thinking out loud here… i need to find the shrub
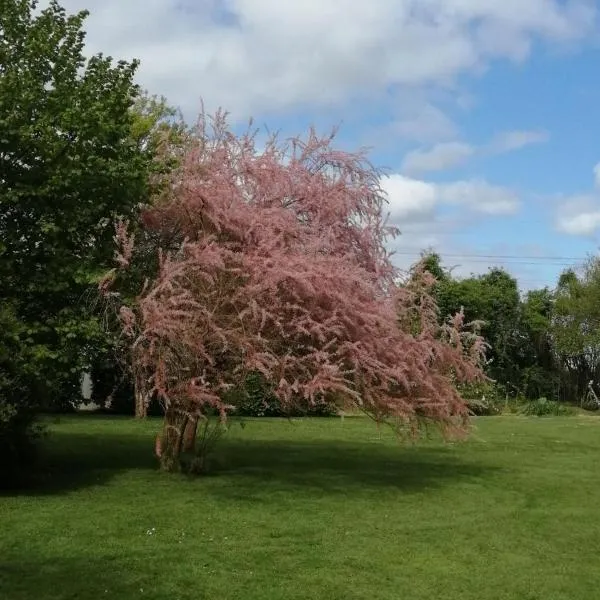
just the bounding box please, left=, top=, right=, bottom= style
left=458, top=381, right=505, bottom=416
left=519, top=397, right=574, bottom=417
left=0, top=398, right=44, bottom=487
left=0, top=304, right=45, bottom=486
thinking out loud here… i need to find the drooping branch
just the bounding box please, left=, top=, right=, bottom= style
left=101, top=109, right=486, bottom=470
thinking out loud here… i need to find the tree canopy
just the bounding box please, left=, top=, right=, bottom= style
left=0, top=0, right=148, bottom=409
left=103, top=112, right=487, bottom=471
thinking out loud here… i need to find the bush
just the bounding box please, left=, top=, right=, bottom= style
left=0, top=304, right=45, bottom=486
left=459, top=381, right=505, bottom=416
left=0, top=398, right=44, bottom=487
left=520, top=366, right=560, bottom=403
left=578, top=386, right=600, bottom=412
left=519, top=397, right=575, bottom=417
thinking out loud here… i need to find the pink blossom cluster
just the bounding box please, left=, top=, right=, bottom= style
left=107, top=111, right=485, bottom=434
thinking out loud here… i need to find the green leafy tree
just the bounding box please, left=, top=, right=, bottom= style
left=419, top=251, right=594, bottom=405
left=444, top=270, right=520, bottom=384
left=519, top=287, right=559, bottom=399
left=419, top=251, right=449, bottom=283
left=552, top=259, right=600, bottom=404
left=0, top=302, right=45, bottom=485
left=90, top=92, right=190, bottom=415
left=427, top=263, right=523, bottom=393
left=0, top=0, right=149, bottom=426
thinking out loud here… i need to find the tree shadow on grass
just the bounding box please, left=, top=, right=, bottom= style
left=2, top=425, right=500, bottom=497
left=209, top=438, right=498, bottom=498
left=0, top=429, right=158, bottom=496
left=0, top=552, right=209, bottom=600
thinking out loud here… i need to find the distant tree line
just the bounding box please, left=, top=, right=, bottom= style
left=421, top=252, right=600, bottom=411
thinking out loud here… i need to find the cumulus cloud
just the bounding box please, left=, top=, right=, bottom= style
left=381, top=173, right=520, bottom=226
left=401, top=142, right=475, bottom=175
left=380, top=174, right=439, bottom=222
left=42, top=0, right=597, bottom=119
left=401, top=129, right=550, bottom=174
left=558, top=209, right=600, bottom=236
left=487, top=129, right=550, bottom=153
left=389, top=103, right=459, bottom=144
left=379, top=174, right=534, bottom=284
left=31, top=0, right=590, bottom=289
left=437, top=180, right=521, bottom=215
left=556, top=195, right=600, bottom=236
left=555, top=163, right=600, bottom=236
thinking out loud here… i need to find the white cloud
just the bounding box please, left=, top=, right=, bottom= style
left=487, top=129, right=550, bottom=153
left=401, top=128, right=550, bottom=174
left=556, top=194, right=600, bottom=236
left=389, top=103, right=459, bottom=144
left=42, top=0, right=597, bottom=119
left=558, top=210, right=600, bottom=236
left=378, top=175, right=532, bottom=284
left=555, top=164, right=600, bottom=236
left=401, top=142, right=475, bottom=174
left=380, top=174, right=438, bottom=222
left=437, top=180, right=521, bottom=215
left=381, top=173, right=520, bottom=225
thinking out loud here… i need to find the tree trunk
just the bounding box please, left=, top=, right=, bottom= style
left=157, top=407, right=187, bottom=471
left=134, top=371, right=150, bottom=418
left=135, top=388, right=148, bottom=418
left=182, top=415, right=198, bottom=453
left=156, top=409, right=221, bottom=474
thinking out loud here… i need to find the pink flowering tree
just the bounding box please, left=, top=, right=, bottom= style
left=102, top=110, right=486, bottom=473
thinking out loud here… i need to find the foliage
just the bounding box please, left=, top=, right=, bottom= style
left=0, top=303, right=44, bottom=484
left=227, top=371, right=337, bottom=417
left=103, top=111, right=486, bottom=472
left=419, top=250, right=450, bottom=283
left=513, top=287, right=560, bottom=400
left=0, top=398, right=44, bottom=487
left=226, top=372, right=283, bottom=417
left=0, top=0, right=149, bottom=417
left=435, top=268, right=522, bottom=388
left=92, top=92, right=192, bottom=416
left=519, top=397, right=575, bottom=417
left=457, top=380, right=505, bottom=415
left=420, top=251, right=600, bottom=409
left=422, top=252, right=563, bottom=402
left=552, top=259, right=600, bottom=404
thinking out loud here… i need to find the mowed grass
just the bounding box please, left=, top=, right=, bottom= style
left=2, top=415, right=600, bottom=599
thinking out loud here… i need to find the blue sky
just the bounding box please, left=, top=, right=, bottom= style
left=50, top=0, right=600, bottom=289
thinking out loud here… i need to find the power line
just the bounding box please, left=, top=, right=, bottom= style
left=392, top=251, right=587, bottom=261
left=438, top=260, right=577, bottom=267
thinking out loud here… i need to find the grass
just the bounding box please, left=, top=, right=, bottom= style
left=2, top=415, right=600, bottom=599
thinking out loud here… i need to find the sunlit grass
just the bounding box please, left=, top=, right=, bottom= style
left=2, top=414, right=600, bottom=599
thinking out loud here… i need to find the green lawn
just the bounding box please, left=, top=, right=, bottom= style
left=2, top=415, right=600, bottom=599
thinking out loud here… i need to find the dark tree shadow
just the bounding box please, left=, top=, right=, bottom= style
left=207, top=438, right=497, bottom=498
left=1, top=419, right=500, bottom=497
left=0, top=552, right=209, bottom=600
left=0, top=429, right=158, bottom=496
